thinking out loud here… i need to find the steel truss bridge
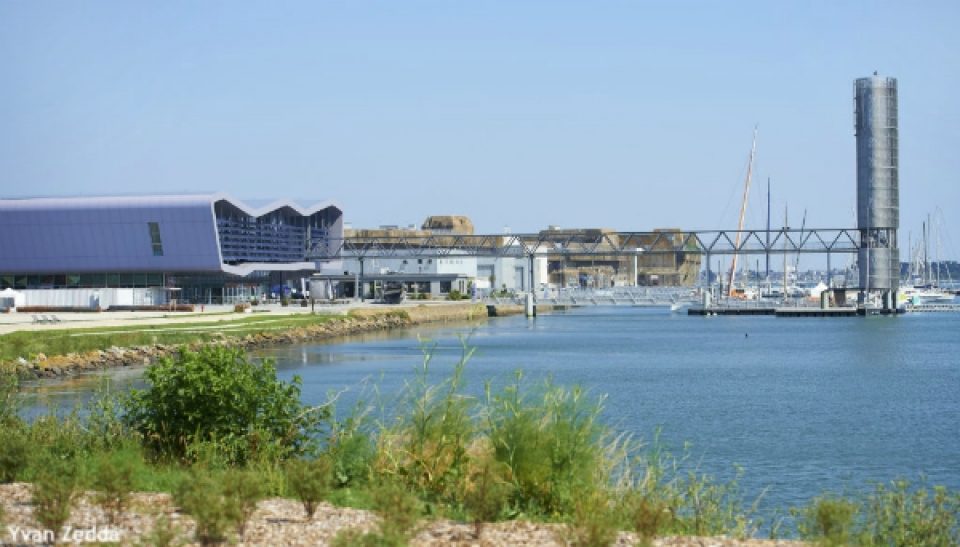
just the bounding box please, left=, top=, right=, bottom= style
left=309, top=227, right=880, bottom=260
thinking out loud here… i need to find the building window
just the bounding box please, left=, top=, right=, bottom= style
left=148, top=222, right=164, bottom=256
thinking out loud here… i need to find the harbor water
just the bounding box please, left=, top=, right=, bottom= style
left=20, top=306, right=960, bottom=517
left=260, top=306, right=960, bottom=514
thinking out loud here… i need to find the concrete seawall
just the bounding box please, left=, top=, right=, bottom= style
left=485, top=304, right=561, bottom=317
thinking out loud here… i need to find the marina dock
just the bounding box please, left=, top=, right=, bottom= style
left=775, top=307, right=859, bottom=317
left=905, top=303, right=960, bottom=313
left=689, top=307, right=865, bottom=317
left=688, top=307, right=776, bottom=316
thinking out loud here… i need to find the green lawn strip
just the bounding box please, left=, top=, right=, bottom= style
left=161, top=310, right=236, bottom=319
left=0, top=314, right=344, bottom=361
left=68, top=317, right=324, bottom=336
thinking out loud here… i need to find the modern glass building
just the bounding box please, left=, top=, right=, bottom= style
left=0, top=194, right=342, bottom=304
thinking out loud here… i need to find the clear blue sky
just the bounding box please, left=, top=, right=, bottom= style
left=2, top=1, right=958, bottom=261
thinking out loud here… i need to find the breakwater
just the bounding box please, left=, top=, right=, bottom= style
left=6, top=303, right=492, bottom=380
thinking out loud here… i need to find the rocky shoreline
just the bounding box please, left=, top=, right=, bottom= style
left=7, top=303, right=490, bottom=381
left=0, top=483, right=806, bottom=547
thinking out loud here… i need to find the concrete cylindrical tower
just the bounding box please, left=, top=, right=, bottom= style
left=854, top=74, right=899, bottom=295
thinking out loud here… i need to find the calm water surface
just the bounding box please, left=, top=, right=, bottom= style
left=260, top=307, right=960, bottom=512
left=21, top=307, right=960, bottom=514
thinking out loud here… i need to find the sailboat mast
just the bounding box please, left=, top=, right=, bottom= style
left=765, top=178, right=771, bottom=284
left=935, top=214, right=941, bottom=287
left=924, top=218, right=929, bottom=285
left=783, top=205, right=788, bottom=299
left=907, top=231, right=912, bottom=281
left=794, top=209, right=806, bottom=278
left=728, top=126, right=758, bottom=296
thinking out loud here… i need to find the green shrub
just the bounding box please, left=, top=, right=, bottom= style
left=624, top=439, right=758, bottom=541
left=140, top=515, right=184, bottom=547
left=26, top=412, right=89, bottom=461
left=795, top=495, right=858, bottom=546
left=246, top=456, right=288, bottom=499
left=223, top=468, right=265, bottom=537
left=0, top=427, right=29, bottom=483
left=462, top=452, right=512, bottom=538
left=326, top=406, right=375, bottom=488
left=332, top=528, right=400, bottom=547
left=174, top=468, right=240, bottom=545
left=674, top=467, right=757, bottom=537
left=86, top=378, right=131, bottom=451
left=32, top=454, right=80, bottom=537
left=375, top=344, right=475, bottom=502
left=860, top=480, right=960, bottom=547
left=0, top=370, right=19, bottom=426
left=331, top=529, right=365, bottom=546
left=92, top=446, right=140, bottom=523
left=371, top=480, right=421, bottom=544
left=624, top=491, right=673, bottom=545
left=123, top=346, right=326, bottom=464
left=486, top=372, right=608, bottom=517
left=618, top=440, right=686, bottom=543
left=568, top=490, right=621, bottom=547
left=285, top=457, right=333, bottom=519
left=446, top=289, right=464, bottom=301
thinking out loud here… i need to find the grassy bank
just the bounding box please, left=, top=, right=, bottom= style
left=1, top=346, right=957, bottom=546
left=0, top=314, right=345, bottom=362
left=0, top=304, right=488, bottom=379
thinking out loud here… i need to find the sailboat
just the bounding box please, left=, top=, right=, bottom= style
left=727, top=127, right=758, bottom=299
left=901, top=286, right=954, bottom=305
left=899, top=215, right=955, bottom=306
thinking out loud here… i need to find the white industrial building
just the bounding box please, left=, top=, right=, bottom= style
left=335, top=252, right=549, bottom=299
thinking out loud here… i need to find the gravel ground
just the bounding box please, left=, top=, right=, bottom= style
left=0, top=483, right=807, bottom=546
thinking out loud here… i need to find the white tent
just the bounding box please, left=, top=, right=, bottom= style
left=808, top=282, right=830, bottom=299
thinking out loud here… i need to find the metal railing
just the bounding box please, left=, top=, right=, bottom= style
left=484, top=286, right=700, bottom=309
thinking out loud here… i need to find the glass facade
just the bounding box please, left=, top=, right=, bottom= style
left=0, top=272, right=165, bottom=289
left=216, top=202, right=306, bottom=263
left=214, top=200, right=341, bottom=264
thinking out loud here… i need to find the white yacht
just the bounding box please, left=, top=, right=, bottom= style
left=899, top=285, right=955, bottom=306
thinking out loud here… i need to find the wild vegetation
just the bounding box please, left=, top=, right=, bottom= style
left=0, top=345, right=957, bottom=545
